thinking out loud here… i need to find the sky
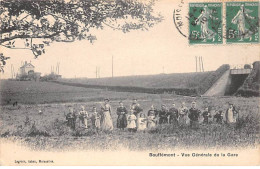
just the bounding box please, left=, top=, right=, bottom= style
left=1, top=0, right=259, bottom=79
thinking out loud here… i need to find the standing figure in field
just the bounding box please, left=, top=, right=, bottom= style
left=202, top=107, right=210, bottom=124
left=178, top=102, right=189, bottom=126
left=116, top=101, right=128, bottom=130
left=188, top=102, right=201, bottom=129
left=214, top=110, right=223, bottom=124
left=91, top=106, right=101, bottom=131
left=130, top=99, right=143, bottom=128
left=78, top=106, right=88, bottom=129
left=195, top=5, right=217, bottom=42
left=168, top=103, right=179, bottom=126
left=127, top=109, right=137, bottom=132
left=137, top=112, right=147, bottom=131
left=148, top=105, right=158, bottom=116
left=158, top=104, right=168, bottom=124
left=66, top=107, right=77, bottom=130
left=225, top=103, right=238, bottom=124
left=147, top=106, right=157, bottom=129
left=130, top=99, right=143, bottom=117
left=231, top=4, right=255, bottom=41
left=100, top=99, right=113, bottom=131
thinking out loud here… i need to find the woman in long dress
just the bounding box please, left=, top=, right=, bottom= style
left=100, top=99, right=113, bottom=131
left=225, top=103, right=238, bottom=124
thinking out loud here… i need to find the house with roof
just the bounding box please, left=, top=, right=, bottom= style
left=17, top=61, right=41, bottom=81
left=19, top=61, right=35, bottom=76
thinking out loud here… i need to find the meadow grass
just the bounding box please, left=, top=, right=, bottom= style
left=0, top=95, right=259, bottom=151
left=0, top=80, right=168, bottom=105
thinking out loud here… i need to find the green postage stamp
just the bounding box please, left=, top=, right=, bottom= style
left=226, top=2, right=259, bottom=43
left=189, top=3, right=222, bottom=44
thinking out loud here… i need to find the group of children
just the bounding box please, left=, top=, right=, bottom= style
left=65, top=99, right=239, bottom=132
left=65, top=106, right=101, bottom=131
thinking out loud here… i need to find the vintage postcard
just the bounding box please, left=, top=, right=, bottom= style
left=0, top=0, right=259, bottom=166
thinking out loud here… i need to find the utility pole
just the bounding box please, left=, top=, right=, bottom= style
left=112, top=56, right=114, bottom=78
left=11, top=64, right=15, bottom=79
left=56, top=62, right=60, bottom=74
left=11, top=64, right=13, bottom=79
left=96, top=66, right=98, bottom=78
left=201, top=56, right=204, bottom=72
left=199, top=56, right=201, bottom=72
left=195, top=56, right=198, bottom=72
left=98, top=67, right=100, bottom=78
left=58, top=62, right=60, bottom=75
left=12, top=65, right=15, bottom=78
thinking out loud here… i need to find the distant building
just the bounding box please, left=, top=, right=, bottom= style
left=19, top=61, right=35, bottom=76
left=16, top=61, right=41, bottom=81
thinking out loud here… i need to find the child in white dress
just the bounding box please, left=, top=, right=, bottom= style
left=127, top=109, right=137, bottom=132
left=137, top=112, right=147, bottom=131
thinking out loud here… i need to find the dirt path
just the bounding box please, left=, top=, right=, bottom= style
left=203, top=70, right=230, bottom=96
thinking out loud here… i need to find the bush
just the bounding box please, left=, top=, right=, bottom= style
left=244, top=64, right=252, bottom=69
left=40, top=73, right=61, bottom=81
left=27, top=123, right=50, bottom=137
left=47, top=118, right=73, bottom=136
left=236, top=61, right=260, bottom=97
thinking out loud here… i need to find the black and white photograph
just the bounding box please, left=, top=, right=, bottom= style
left=0, top=0, right=259, bottom=166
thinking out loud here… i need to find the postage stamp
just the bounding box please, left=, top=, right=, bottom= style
left=189, top=3, right=222, bottom=44
left=226, top=2, right=259, bottom=43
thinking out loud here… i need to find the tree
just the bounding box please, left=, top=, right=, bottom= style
left=0, top=0, right=162, bottom=72
left=0, top=53, right=10, bottom=72
left=244, top=64, right=251, bottom=69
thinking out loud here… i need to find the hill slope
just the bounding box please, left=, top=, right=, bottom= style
left=57, top=64, right=230, bottom=95
left=59, top=72, right=212, bottom=89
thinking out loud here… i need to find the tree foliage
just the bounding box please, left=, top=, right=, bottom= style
left=0, top=0, right=162, bottom=71
left=0, top=53, right=10, bottom=72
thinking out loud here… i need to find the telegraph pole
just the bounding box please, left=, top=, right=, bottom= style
left=11, top=64, right=13, bottom=79
left=56, top=63, right=58, bottom=74
left=98, top=67, right=100, bottom=78
left=58, top=62, right=60, bottom=75
left=195, top=56, right=198, bottom=72
left=199, top=56, right=202, bottom=72
left=12, top=65, right=15, bottom=78
left=96, top=66, right=98, bottom=78
left=201, top=56, right=204, bottom=72
left=112, top=56, right=114, bottom=78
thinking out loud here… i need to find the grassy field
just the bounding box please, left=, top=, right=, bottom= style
left=0, top=80, right=172, bottom=105
left=0, top=93, right=259, bottom=151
